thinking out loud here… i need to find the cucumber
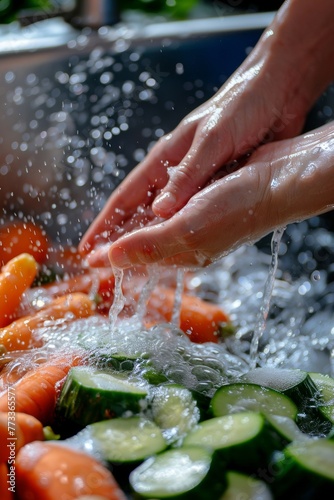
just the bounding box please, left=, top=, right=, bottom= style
left=211, top=382, right=298, bottom=420
left=183, top=411, right=285, bottom=472
left=242, top=367, right=319, bottom=408
left=149, top=384, right=200, bottom=445
left=309, top=371, right=334, bottom=424
left=87, top=416, right=167, bottom=464
left=220, top=470, right=273, bottom=500
left=56, top=366, right=148, bottom=427
left=272, top=438, right=334, bottom=498
left=129, top=445, right=226, bottom=499
left=241, top=367, right=329, bottom=435
left=265, top=414, right=311, bottom=444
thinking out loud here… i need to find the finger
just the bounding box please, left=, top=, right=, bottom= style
left=79, top=129, right=194, bottom=256
left=108, top=163, right=272, bottom=269
left=152, top=106, right=239, bottom=218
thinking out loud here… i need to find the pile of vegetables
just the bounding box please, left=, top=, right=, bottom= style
left=1, top=219, right=334, bottom=499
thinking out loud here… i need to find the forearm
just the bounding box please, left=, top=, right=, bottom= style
left=243, top=0, right=334, bottom=111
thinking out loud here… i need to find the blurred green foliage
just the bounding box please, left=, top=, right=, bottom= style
left=0, top=0, right=199, bottom=24
left=0, top=0, right=51, bottom=23
left=121, top=0, right=199, bottom=19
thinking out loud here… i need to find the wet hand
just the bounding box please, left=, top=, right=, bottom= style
left=85, top=123, right=334, bottom=268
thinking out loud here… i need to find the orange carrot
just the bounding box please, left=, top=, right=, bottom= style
left=47, top=244, right=86, bottom=274
left=0, top=412, right=44, bottom=463
left=16, top=441, right=127, bottom=500
left=0, top=292, right=96, bottom=351
left=0, top=462, right=14, bottom=500
left=0, top=253, right=39, bottom=328
left=143, top=286, right=231, bottom=344
left=0, top=221, right=49, bottom=267
left=43, top=268, right=115, bottom=299
left=0, top=353, right=85, bottom=425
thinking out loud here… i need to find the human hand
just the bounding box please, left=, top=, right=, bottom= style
left=79, top=0, right=334, bottom=267
left=79, top=30, right=308, bottom=263
left=82, top=122, right=334, bottom=268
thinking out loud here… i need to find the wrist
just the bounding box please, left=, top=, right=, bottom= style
left=259, top=0, right=334, bottom=109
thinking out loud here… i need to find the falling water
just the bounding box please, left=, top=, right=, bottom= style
left=109, top=266, right=125, bottom=331
left=171, top=268, right=185, bottom=327
left=135, top=264, right=159, bottom=324
left=249, top=227, right=285, bottom=369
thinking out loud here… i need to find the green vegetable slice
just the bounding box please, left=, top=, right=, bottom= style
left=220, top=470, right=273, bottom=500
left=88, top=416, right=167, bottom=464
left=130, top=445, right=226, bottom=499
left=273, top=439, right=334, bottom=497
left=183, top=411, right=285, bottom=471
left=56, top=366, right=147, bottom=427
left=211, top=382, right=298, bottom=420
left=149, top=384, right=200, bottom=444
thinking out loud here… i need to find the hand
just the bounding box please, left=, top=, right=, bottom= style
left=79, top=0, right=334, bottom=267
left=79, top=33, right=308, bottom=263
left=82, top=123, right=334, bottom=268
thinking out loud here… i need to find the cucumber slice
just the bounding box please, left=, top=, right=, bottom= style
left=309, top=372, right=334, bottom=424
left=149, top=384, right=200, bottom=445
left=265, top=414, right=311, bottom=444
left=56, top=366, right=148, bottom=427
left=183, top=411, right=285, bottom=472
left=211, top=382, right=298, bottom=420
left=242, top=367, right=319, bottom=407
left=129, top=445, right=226, bottom=499
left=220, top=471, right=273, bottom=500
left=273, top=439, right=334, bottom=497
left=87, top=416, right=167, bottom=464
left=242, top=369, right=330, bottom=436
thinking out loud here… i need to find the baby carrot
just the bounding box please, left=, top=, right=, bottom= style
left=0, top=462, right=14, bottom=500
left=144, top=286, right=231, bottom=344
left=0, top=253, right=39, bottom=328
left=16, top=441, right=127, bottom=500
left=0, top=412, right=44, bottom=463
left=0, top=220, right=49, bottom=267
left=0, top=353, right=85, bottom=425
left=0, top=292, right=96, bottom=351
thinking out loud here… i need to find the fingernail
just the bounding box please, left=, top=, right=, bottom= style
left=109, top=247, right=131, bottom=269
left=153, top=191, right=176, bottom=213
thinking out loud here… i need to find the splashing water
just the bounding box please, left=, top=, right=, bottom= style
left=109, top=266, right=125, bottom=331
left=135, top=264, right=160, bottom=324
left=249, top=227, right=285, bottom=369
left=171, top=268, right=185, bottom=327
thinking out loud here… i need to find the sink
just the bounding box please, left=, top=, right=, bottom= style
left=0, top=13, right=333, bottom=244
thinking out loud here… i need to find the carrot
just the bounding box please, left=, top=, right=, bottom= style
left=43, top=268, right=115, bottom=299
left=143, top=286, right=231, bottom=344
left=0, top=253, right=39, bottom=328
left=0, top=462, right=14, bottom=500
left=0, top=353, right=85, bottom=425
left=16, top=441, right=127, bottom=500
left=0, top=292, right=96, bottom=351
left=0, top=412, right=44, bottom=463
left=47, top=244, right=86, bottom=274
left=0, top=221, right=49, bottom=267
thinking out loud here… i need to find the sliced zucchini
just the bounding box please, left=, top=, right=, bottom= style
left=220, top=470, right=273, bottom=500
left=211, top=382, right=298, bottom=420
left=183, top=411, right=285, bottom=472
left=56, top=366, right=148, bottom=427
left=272, top=439, right=334, bottom=498
left=129, top=445, right=226, bottom=499
left=149, top=384, right=200, bottom=445
left=87, top=416, right=167, bottom=464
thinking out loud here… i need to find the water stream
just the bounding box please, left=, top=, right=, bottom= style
left=249, top=227, right=285, bottom=369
